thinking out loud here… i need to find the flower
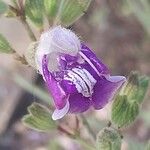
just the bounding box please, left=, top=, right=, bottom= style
left=35, top=26, right=126, bottom=120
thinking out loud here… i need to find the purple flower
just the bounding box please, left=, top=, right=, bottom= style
left=35, top=26, right=126, bottom=120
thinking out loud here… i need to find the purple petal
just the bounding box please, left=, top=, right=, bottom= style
left=92, top=76, right=126, bottom=109
left=80, top=44, right=109, bottom=75
left=68, top=93, right=91, bottom=113
left=42, top=55, right=68, bottom=109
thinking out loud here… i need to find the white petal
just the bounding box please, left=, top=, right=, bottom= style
left=52, top=100, right=70, bottom=120
left=35, top=26, right=81, bottom=74
left=106, top=75, right=126, bottom=83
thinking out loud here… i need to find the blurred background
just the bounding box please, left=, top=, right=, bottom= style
left=0, top=0, right=150, bottom=149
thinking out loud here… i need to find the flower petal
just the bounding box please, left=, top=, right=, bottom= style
left=42, top=55, right=68, bottom=109
left=68, top=93, right=91, bottom=113
left=92, top=76, right=126, bottom=109
left=52, top=100, right=70, bottom=120
left=80, top=44, right=109, bottom=76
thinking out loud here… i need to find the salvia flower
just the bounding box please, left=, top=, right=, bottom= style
left=35, top=26, right=126, bottom=120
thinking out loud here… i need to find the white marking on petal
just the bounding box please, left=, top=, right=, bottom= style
left=65, top=68, right=97, bottom=97
left=79, top=51, right=101, bottom=77
left=52, top=100, right=70, bottom=120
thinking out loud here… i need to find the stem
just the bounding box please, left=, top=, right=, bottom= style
left=75, top=136, right=95, bottom=150
left=57, top=125, right=95, bottom=150
left=20, top=17, right=37, bottom=41
left=9, top=3, right=37, bottom=41
left=13, top=74, right=52, bottom=105
left=80, top=114, right=96, bottom=140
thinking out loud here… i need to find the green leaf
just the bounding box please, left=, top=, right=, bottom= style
left=120, top=72, right=149, bottom=103
left=120, top=71, right=139, bottom=100
left=111, top=95, right=139, bottom=128
left=22, top=102, right=56, bottom=132
left=44, top=0, right=58, bottom=23
left=96, top=127, right=122, bottom=150
left=52, top=0, right=91, bottom=26
left=145, top=140, right=150, bottom=150
left=0, top=34, right=14, bottom=53
left=25, top=0, right=44, bottom=28
left=136, top=76, right=149, bottom=103
left=0, top=0, right=8, bottom=15
left=111, top=72, right=149, bottom=128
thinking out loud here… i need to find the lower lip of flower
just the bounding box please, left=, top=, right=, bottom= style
left=64, top=67, right=97, bottom=98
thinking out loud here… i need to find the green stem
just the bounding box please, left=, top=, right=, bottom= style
left=80, top=114, right=96, bottom=140
left=9, top=3, right=37, bottom=41
left=75, top=135, right=95, bottom=150
left=13, top=74, right=52, bottom=105
left=57, top=125, right=95, bottom=150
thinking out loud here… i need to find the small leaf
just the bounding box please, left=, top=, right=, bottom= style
left=120, top=71, right=139, bottom=100
left=0, top=0, right=8, bottom=15
left=136, top=76, right=149, bottom=103
left=112, top=72, right=149, bottom=127
left=22, top=102, right=56, bottom=132
left=44, top=0, right=58, bottom=23
left=111, top=95, right=139, bottom=127
left=56, top=0, right=91, bottom=26
left=96, top=127, right=122, bottom=150
left=25, top=42, right=38, bottom=69
left=145, top=140, right=150, bottom=150
left=0, top=34, right=14, bottom=53
left=120, top=72, right=149, bottom=103
left=25, top=0, right=44, bottom=28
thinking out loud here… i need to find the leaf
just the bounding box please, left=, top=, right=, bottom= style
left=120, top=72, right=149, bottom=103
left=136, top=76, right=149, bottom=103
left=0, top=34, right=14, bottom=53
left=111, top=95, right=139, bottom=128
left=25, top=0, right=44, bottom=28
left=120, top=71, right=139, bottom=100
left=22, top=102, right=56, bottom=132
left=96, top=127, right=122, bottom=150
left=0, top=0, right=8, bottom=15
left=52, top=0, right=91, bottom=26
left=111, top=72, right=149, bottom=128
left=44, top=0, right=58, bottom=23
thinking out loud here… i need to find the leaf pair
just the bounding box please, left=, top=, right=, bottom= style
left=25, top=0, right=91, bottom=28
left=22, top=102, right=56, bottom=132
left=111, top=72, right=149, bottom=128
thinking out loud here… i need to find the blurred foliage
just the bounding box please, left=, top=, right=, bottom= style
left=25, top=0, right=91, bottom=28
left=25, top=0, right=44, bottom=29
left=111, top=72, right=149, bottom=127
left=145, top=140, right=150, bottom=150
left=96, top=127, right=122, bottom=150
left=0, top=0, right=7, bottom=15
left=22, top=102, right=56, bottom=132
left=0, top=34, right=14, bottom=53
left=122, top=0, right=150, bottom=34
